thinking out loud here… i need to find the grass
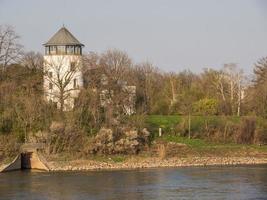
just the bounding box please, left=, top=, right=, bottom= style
left=146, top=115, right=244, bottom=152
left=146, top=115, right=182, bottom=128
left=110, top=155, right=126, bottom=163
left=0, top=156, right=15, bottom=165
left=146, top=115, right=242, bottom=136
left=160, top=134, right=267, bottom=155
left=162, top=134, right=208, bottom=148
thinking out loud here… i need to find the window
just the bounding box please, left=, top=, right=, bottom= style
left=50, top=46, right=56, bottom=54
left=49, top=82, right=53, bottom=90
left=74, top=46, right=81, bottom=55
left=70, top=62, right=76, bottom=71
left=101, top=74, right=108, bottom=85
left=48, top=71, right=52, bottom=78
left=57, top=46, right=65, bottom=54
left=66, top=46, right=74, bottom=54
left=45, top=47, right=50, bottom=55
left=73, top=78, right=77, bottom=88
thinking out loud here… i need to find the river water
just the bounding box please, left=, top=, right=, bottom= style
left=1, top=165, right=267, bottom=200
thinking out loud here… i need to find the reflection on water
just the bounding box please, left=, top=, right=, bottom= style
left=1, top=165, right=267, bottom=200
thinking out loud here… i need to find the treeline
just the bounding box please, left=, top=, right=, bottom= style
left=1, top=25, right=267, bottom=142
left=82, top=52, right=267, bottom=117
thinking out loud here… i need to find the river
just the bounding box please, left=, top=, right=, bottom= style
left=1, top=165, right=267, bottom=200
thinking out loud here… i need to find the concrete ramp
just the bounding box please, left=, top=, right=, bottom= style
left=0, top=155, right=22, bottom=172
left=0, top=147, right=49, bottom=172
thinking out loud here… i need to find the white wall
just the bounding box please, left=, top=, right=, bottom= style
left=43, top=55, right=83, bottom=111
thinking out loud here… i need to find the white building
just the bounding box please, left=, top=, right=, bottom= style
left=99, top=75, right=136, bottom=115
left=43, top=26, right=84, bottom=111
left=43, top=26, right=136, bottom=114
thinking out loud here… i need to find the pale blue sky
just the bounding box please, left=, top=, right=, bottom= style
left=0, top=0, right=267, bottom=73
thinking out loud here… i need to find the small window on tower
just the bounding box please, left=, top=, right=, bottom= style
left=50, top=46, right=56, bottom=54
left=45, top=47, right=49, bottom=55
left=70, top=62, right=76, bottom=71
left=74, top=46, right=81, bottom=55
left=57, top=46, right=65, bottom=54
left=66, top=46, right=74, bottom=54
left=73, top=78, right=77, bottom=88
left=49, top=82, right=53, bottom=90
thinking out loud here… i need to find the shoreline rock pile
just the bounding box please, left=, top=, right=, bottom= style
left=47, top=156, right=267, bottom=171
left=89, top=127, right=150, bottom=155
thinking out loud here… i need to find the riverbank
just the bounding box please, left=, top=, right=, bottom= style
left=1, top=153, right=267, bottom=172
left=46, top=156, right=267, bottom=171
left=45, top=138, right=267, bottom=171
left=2, top=136, right=267, bottom=172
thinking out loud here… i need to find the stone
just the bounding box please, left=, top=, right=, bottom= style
left=89, top=127, right=151, bottom=155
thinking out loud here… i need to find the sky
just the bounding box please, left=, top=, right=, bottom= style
left=0, top=0, right=267, bottom=74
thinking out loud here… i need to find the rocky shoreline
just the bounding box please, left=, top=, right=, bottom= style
left=46, top=156, right=267, bottom=171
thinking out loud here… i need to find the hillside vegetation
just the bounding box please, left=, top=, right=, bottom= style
left=1, top=25, right=267, bottom=163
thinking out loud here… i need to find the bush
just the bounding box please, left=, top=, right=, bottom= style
left=0, top=135, right=20, bottom=162
left=0, top=110, right=14, bottom=134
left=176, top=116, right=207, bottom=138
left=46, top=121, right=85, bottom=155
left=193, top=98, right=218, bottom=115
left=236, top=117, right=256, bottom=144
left=255, top=118, right=267, bottom=144
left=146, top=115, right=244, bottom=143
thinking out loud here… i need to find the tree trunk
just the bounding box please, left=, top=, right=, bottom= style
left=170, top=78, right=176, bottom=106
left=237, top=76, right=241, bottom=116
left=59, top=90, right=65, bottom=119
left=230, top=80, right=234, bottom=114
left=188, top=113, right=191, bottom=139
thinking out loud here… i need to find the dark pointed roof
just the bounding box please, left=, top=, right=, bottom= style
left=44, top=27, right=84, bottom=46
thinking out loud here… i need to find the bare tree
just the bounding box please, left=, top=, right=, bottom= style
left=21, top=51, right=43, bottom=71
left=223, top=63, right=244, bottom=116
left=163, top=72, right=179, bottom=108
left=100, top=49, right=132, bottom=82
left=134, top=62, right=161, bottom=113
left=0, top=25, right=23, bottom=71
left=44, top=56, right=82, bottom=113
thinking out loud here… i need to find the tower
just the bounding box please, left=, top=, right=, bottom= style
left=43, top=26, right=84, bottom=111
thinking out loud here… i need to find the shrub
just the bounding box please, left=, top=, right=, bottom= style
left=255, top=118, right=267, bottom=144
left=0, top=135, right=20, bottom=162
left=176, top=116, right=206, bottom=138
left=236, top=117, right=256, bottom=144
left=46, top=121, right=85, bottom=155
left=193, top=98, right=218, bottom=115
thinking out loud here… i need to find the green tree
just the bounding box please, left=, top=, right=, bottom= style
left=193, top=98, right=218, bottom=115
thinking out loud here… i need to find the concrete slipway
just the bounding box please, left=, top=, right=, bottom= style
left=0, top=143, right=49, bottom=172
